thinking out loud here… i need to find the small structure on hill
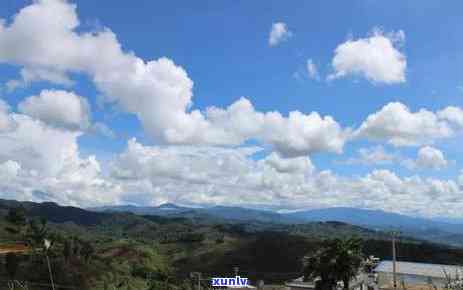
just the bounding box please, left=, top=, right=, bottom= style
left=285, top=276, right=316, bottom=290
left=285, top=275, right=366, bottom=290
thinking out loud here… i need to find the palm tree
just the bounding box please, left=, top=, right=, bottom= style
left=26, top=218, right=49, bottom=251
left=333, top=238, right=363, bottom=290
left=303, top=238, right=364, bottom=290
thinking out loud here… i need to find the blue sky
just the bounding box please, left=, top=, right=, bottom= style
left=0, top=0, right=462, bottom=218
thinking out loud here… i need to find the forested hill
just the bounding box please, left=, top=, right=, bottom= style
left=90, top=202, right=463, bottom=247
left=2, top=198, right=463, bottom=289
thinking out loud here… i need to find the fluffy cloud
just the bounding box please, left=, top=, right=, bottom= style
left=306, top=59, right=319, bottom=80
left=107, top=139, right=342, bottom=208
left=265, top=152, right=314, bottom=174
left=341, top=145, right=449, bottom=171
left=2, top=1, right=463, bottom=218
left=0, top=99, right=15, bottom=132
left=0, top=98, right=118, bottom=206
left=0, top=160, right=21, bottom=180
left=329, top=29, right=406, bottom=84
left=205, top=98, right=349, bottom=157
left=107, top=139, right=463, bottom=217
left=0, top=0, right=196, bottom=144
left=18, top=90, right=90, bottom=130
left=355, top=102, right=453, bottom=146
left=349, top=170, right=462, bottom=217
left=341, top=146, right=399, bottom=166
left=6, top=67, right=74, bottom=91
left=0, top=0, right=346, bottom=157
left=0, top=107, right=462, bottom=217
left=437, top=106, right=463, bottom=128
left=403, top=146, right=449, bottom=170
left=268, top=22, right=292, bottom=47
left=0, top=113, right=82, bottom=176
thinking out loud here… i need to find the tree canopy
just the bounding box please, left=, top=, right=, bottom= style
left=303, top=238, right=364, bottom=290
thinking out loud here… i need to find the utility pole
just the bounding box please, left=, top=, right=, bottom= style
left=44, top=239, right=55, bottom=290
left=233, top=266, right=239, bottom=277
left=45, top=253, right=55, bottom=290
left=391, top=231, right=398, bottom=290
left=190, top=272, right=201, bottom=290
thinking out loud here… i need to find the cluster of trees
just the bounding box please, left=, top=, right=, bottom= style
left=2, top=207, right=97, bottom=288
left=4, top=206, right=52, bottom=280
left=303, top=237, right=364, bottom=290
left=157, top=232, right=206, bottom=244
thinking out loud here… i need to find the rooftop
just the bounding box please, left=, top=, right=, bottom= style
left=375, top=261, right=462, bottom=279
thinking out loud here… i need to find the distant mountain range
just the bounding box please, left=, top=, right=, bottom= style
left=89, top=203, right=463, bottom=246
left=285, top=207, right=463, bottom=234
left=2, top=198, right=462, bottom=246
left=88, top=203, right=463, bottom=233
left=88, top=203, right=293, bottom=223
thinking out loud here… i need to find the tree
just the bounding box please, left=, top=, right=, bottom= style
left=80, top=241, right=95, bottom=263
left=73, top=237, right=82, bottom=257
left=303, top=247, right=338, bottom=290
left=5, top=252, right=20, bottom=279
left=303, top=238, right=364, bottom=290
left=63, top=238, right=72, bottom=263
left=334, top=238, right=363, bottom=290
left=26, top=217, right=49, bottom=250
left=5, top=207, right=27, bottom=237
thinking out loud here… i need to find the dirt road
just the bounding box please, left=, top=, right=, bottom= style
left=0, top=243, right=29, bottom=254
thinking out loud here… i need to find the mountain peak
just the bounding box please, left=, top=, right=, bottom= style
left=158, top=203, right=182, bottom=210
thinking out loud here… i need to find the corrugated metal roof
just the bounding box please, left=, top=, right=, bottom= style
left=374, top=261, right=462, bottom=279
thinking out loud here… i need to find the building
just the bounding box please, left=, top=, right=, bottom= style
left=374, top=260, right=462, bottom=289
left=285, top=276, right=316, bottom=290
left=285, top=275, right=367, bottom=290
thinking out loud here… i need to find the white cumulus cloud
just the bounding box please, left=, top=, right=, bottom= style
left=205, top=98, right=350, bottom=157
left=403, top=146, right=449, bottom=170
left=269, top=22, right=292, bottom=47
left=329, top=29, right=406, bottom=84
left=0, top=98, right=118, bottom=206
left=306, top=59, right=319, bottom=80
left=437, top=106, right=463, bottom=129
left=355, top=102, right=453, bottom=146
left=341, top=146, right=399, bottom=166
left=107, top=139, right=463, bottom=218
left=18, top=90, right=91, bottom=130
left=0, top=99, right=15, bottom=132
left=0, top=0, right=346, bottom=157
left=1, top=1, right=463, bottom=218
left=0, top=160, right=21, bottom=180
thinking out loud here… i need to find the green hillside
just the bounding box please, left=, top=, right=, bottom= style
left=1, top=199, right=463, bottom=289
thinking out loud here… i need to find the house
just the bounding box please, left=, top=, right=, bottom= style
left=374, top=260, right=462, bottom=289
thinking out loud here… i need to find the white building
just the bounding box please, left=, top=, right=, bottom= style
left=285, top=275, right=366, bottom=290
left=285, top=276, right=316, bottom=290
left=374, top=260, right=462, bottom=288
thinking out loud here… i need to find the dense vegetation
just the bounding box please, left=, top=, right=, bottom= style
left=1, top=199, right=463, bottom=289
